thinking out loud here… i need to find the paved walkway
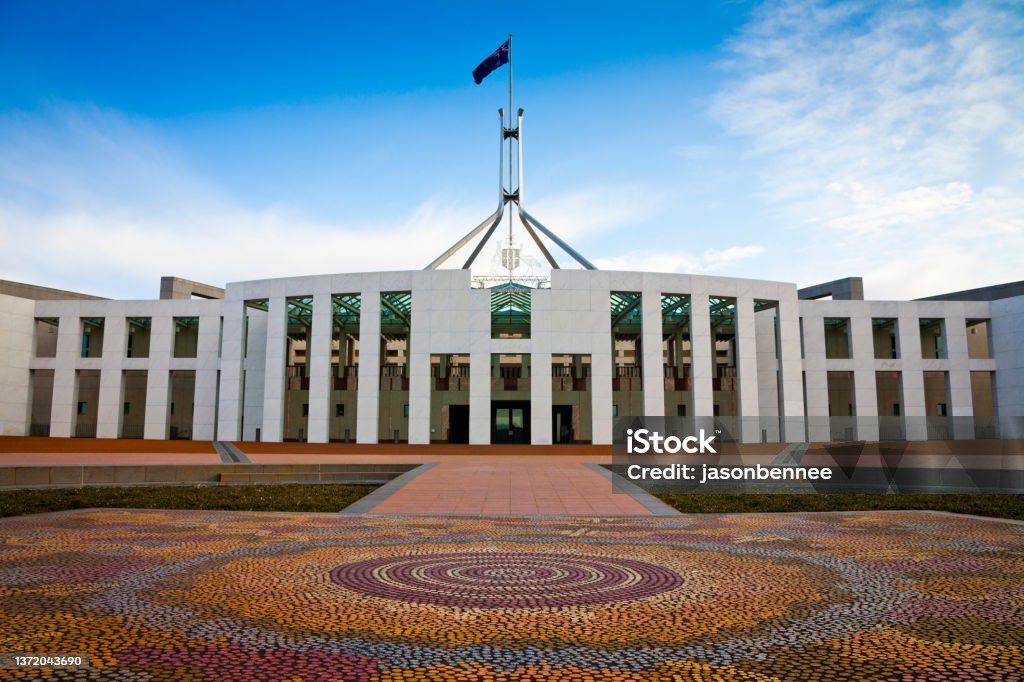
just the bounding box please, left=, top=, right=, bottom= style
left=242, top=451, right=650, bottom=515
left=365, top=456, right=650, bottom=515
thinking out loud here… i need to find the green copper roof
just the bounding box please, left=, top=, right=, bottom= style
left=381, top=291, right=412, bottom=327
left=491, top=282, right=531, bottom=327
left=332, top=294, right=361, bottom=327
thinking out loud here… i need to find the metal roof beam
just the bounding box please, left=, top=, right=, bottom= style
left=462, top=203, right=507, bottom=269
left=611, top=296, right=642, bottom=327
left=380, top=299, right=411, bottom=327
left=518, top=204, right=596, bottom=270
left=427, top=203, right=505, bottom=271
left=517, top=209, right=559, bottom=269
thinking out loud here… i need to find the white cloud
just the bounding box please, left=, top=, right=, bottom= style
left=712, top=0, right=1024, bottom=298
left=0, top=105, right=667, bottom=297
left=528, top=184, right=670, bottom=242
left=0, top=198, right=483, bottom=297
left=594, top=244, right=764, bottom=274
left=0, top=107, right=580, bottom=296
left=701, top=245, right=767, bottom=271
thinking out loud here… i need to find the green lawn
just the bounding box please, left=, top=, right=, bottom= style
left=653, top=492, right=1024, bottom=521
left=3, top=486, right=1021, bottom=522
left=0, top=484, right=377, bottom=518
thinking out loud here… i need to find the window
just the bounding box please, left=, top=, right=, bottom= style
left=80, top=318, right=105, bottom=358
left=170, top=402, right=174, bottom=415
left=920, top=319, right=946, bottom=359
left=824, top=318, right=851, bottom=359
left=676, top=404, right=686, bottom=417
left=403, top=404, right=409, bottom=418
left=713, top=404, right=721, bottom=417
left=77, top=401, right=87, bottom=415
left=872, top=318, right=899, bottom=359
left=893, top=404, right=900, bottom=417
left=937, top=403, right=947, bottom=416
left=335, top=403, right=345, bottom=417
left=302, top=403, right=309, bottom=417
left=34, top=318, right=59, bottom=358
left=126, top=318, right=151, bottom=358
left=123, top=402, right=130, bottom=415
left=966, top=319, right=992, bottom=359
left=173, top=317, right=199, bottom=358
left=612, top=404, right=619, bottom=417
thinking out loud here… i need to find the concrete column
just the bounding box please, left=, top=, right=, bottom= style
left=948, top=369, right=975, bottom=439
left=735, top=295, right=760, bottom=442
left=469, top=349, right=490, bottom=444
left=96, top=315, right=127, bottom=438
left=800, top=311, right=830, bottom=441
left=407, top=353, right=429, bottom=444
left=641, top=291, right=665, bottom=417
left=777, top=296, right=806, bottom=441
left=306, top=291, right=332, bottom=443
left=260, top=297, right=287, bottom=442
left=407, top=288, right=430, bottom=445
left=49, top=315, right=81, bottom=437
left=192, top=313, right=221, bottom=441
left=356, top=291, right=381, bottom=443
left=944, top=314, right=974, bottom=439
left=0, top=295, right=34, bottom=436
left=241, top=310, right=267, bottom=441
left=850, top=314, right=879, bottom=440
left=991, top=297, right=1024, bottom=436
left=143, top=315, right=173, bottom=439
left=407, top=346, right=430, bottom=447
left=689, top=293, right=714, bottom=422
left=755, top=310, right=780, bottom=441
left=897, top=312, right=927, bottom=440
left=591, top=290, right=615, bottom=445
left=216, top=299, right=246, bottom=441
left=531, top=351, right=552, bottom=444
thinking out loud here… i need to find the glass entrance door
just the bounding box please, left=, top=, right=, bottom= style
left=492, top=402, right=529, bottom=444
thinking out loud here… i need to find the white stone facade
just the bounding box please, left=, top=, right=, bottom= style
left=1, top=270, right=1020, bottom=444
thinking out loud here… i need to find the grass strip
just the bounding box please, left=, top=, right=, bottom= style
left=0, top=484, right=376, bottom=518
left=652, top=492, right=1024, bottom=521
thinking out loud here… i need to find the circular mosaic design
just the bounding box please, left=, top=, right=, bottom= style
left=329, top=551, right=684, bottom=608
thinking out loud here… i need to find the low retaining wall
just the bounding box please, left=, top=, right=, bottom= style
left=0, top=463, right=420, bottom=489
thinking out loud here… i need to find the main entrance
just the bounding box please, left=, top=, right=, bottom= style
left=492, top=401, right=530, bottom=444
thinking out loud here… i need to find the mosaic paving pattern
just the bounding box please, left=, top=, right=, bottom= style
left=330, top=552, right=684, bottom=608
left=0, top=510, right=1022, bottom=681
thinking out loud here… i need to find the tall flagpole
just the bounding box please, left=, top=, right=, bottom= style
left=425, top=33, right=596, bottom=271
left=507, top=33, right=514, bottom=285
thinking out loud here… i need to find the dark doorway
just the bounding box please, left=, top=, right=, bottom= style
left=552, top=405, right=573, bottom=444
left=448, top=404, right=470, bottom=444
left=492, top=401, right=530, bottom=444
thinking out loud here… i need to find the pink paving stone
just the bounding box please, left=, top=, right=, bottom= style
left=369, top=454, right=650, bottom=515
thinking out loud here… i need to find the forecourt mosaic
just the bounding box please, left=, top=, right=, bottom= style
left=0, top=510, right=1022, bottom=681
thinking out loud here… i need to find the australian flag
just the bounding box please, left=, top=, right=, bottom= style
left=473, top=39, right=510, bottom=84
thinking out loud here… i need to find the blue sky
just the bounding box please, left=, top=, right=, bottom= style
left=1, top=0, right=1021, bottom=300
